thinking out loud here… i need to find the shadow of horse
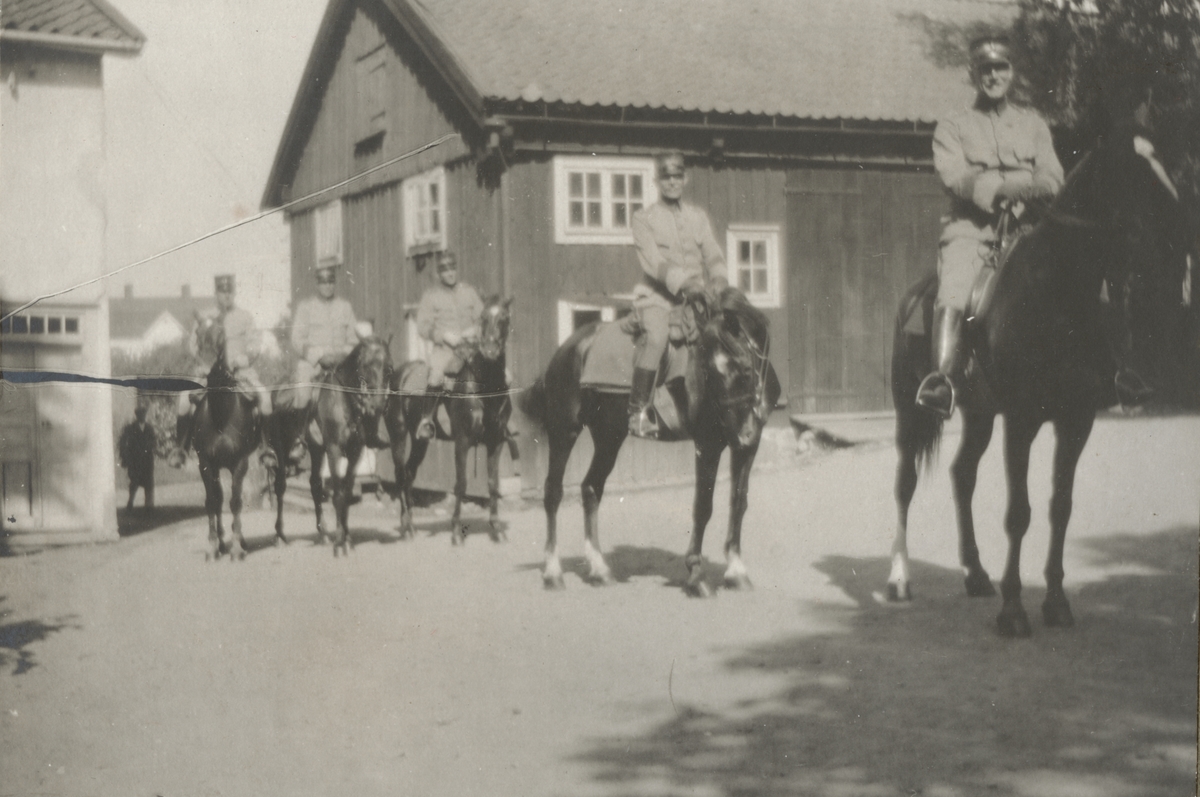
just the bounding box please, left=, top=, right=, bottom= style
left=515, top=544, right=728, bottom=590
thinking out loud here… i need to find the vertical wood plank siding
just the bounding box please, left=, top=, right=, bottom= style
left=786, top=167, right=945, bottom=413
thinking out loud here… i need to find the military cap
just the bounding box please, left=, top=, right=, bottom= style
left=969, top=35, right=1012, bottom=69
left=214, top=274, right=235, bottom=293
left=655, top=150, right=687, bottom=178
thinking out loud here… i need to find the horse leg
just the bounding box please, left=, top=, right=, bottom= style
left=996, top=412, right=1040, bottom=637
left=542, top=428, right=579, bottom=590
left=1042, top=411, right=1094, bottom=628
left=579, top=409, right=626, bottom=585
left=402, top=437, right=429, bottom=539
left=228, top=458, right=249, bottom=561
left=309, top=444, right=328, bottom=545
left=273, top=449, right=289, bottom=546
left=486, top=439, right=505, bottom=542
left=329, top=442, right=357, bottom=557
left=952, top=411, right=997, bottom=597
left=889, top=428, right=920, bottom=602
left=450, top=432, right=470, bottom=546
left=200, top=461, right=222, bottom=561
left=685, top=437, right=724, bottom=598
left=723, top=441, right=759, bottom=591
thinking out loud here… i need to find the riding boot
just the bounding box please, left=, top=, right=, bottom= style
left=916, top=307, right=964, bottom=419
left=167, top=412, right=193, bottom=469
left=259, top=419, right=279, bottom=470
left=628, top=367, right=660, bottom=439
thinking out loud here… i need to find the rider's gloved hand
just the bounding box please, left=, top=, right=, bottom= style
left=441, top=330, right=462, bottom=348
left=709, top=275, right=729, bottom=294
left=679, top=275, right=706, bottom=299
left=318, top=353, right=341, bottom=369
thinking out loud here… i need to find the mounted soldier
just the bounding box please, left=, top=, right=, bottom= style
left=916, top=35, right=1065, bottom=419
left=414, top=250, right=484, bottom=439
left=627, top=151, right=729, bottom=439
left=168, top=274, right=273, bottom=467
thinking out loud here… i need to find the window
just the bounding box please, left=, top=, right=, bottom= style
left=553, top=156, right=658, bottom=244
left=0, top=312, right=81, bottom=340
left=356, top=45, right=387, bottom=148
left=404, top=167, right=447, bottom=255
left=556, top=297, right=632, bottom=343
left=726, top=224, right=781, bottom=308
left=314, top=201, right=343, bottom=267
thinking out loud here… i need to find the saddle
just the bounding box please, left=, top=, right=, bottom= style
left=578, top=310, right=692, bottom=438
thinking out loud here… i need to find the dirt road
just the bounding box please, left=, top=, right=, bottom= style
left=2, top=415, right=1196, bottom=796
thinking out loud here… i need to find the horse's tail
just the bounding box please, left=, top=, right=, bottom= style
left=518, top=374, right=548, bottom=428
left=892, top=274, right=943, bottom=472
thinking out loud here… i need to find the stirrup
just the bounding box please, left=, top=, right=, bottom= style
left=1114, top=368, right=1153, bottom=408
left=915, top=373, right=955, bottom=419
left=628, top=407, right=659, bottom=439
left=415, top=416, right=436, bottom=441
left=167, top=447, right=188, bottom=469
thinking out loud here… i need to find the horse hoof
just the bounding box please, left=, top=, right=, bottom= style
left=543, top=574, right=566, bottom=591
left=964, top=570, right=996, bottom=598
left=589, top=571, right=614, bottom=587
left=887, top=582, right=912, bottom=602
left=996, top=610, right=1032, bottom=638
left=685, top=580, right=714, bottom=599
left=1042, top=600, right=1075, bottom=628
left=723, top=574, right=753, bottom=591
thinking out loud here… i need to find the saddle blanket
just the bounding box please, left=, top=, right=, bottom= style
left=579, top=320, right=689, bottom=392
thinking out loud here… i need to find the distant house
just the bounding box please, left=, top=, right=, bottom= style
left=109, top=286, right=217, bottom=357
left=1, top=0, right=144, bottom=540
left=262, top=0, right=1012, bottom=493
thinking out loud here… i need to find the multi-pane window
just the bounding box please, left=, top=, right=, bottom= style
left=404, top=166, right=447, bottom=254
left=314, top=201, right=343, bottom=267
left=554, top=156, right=657, bottom=244
left=726, top=224, right=781, bottom=308
left=0, top=312, right=81, bottom=337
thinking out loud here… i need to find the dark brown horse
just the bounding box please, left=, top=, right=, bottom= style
left=384, top=295, right=516, bottom=545
left=266, top=336, right=393, bottom=555
left=190, top=315, right=270, bottom=560
left=888, top=127, right=1191, bottom=636
left=521, top=288, right=780, bottom=595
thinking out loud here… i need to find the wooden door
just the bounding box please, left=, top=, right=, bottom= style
left=785, top=168, right=944, bottom=413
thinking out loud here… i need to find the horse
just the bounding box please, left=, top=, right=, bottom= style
left=384, top=295, right=516, bottom=545
left=189, top=314, right=270, bottom=561
left=888, top=126, right=1192, bottom=636
left=521, top=288, right=781, bottom=595
left=265, top=335, right=394, bottom=555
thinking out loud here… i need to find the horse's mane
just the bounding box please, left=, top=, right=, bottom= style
left=701, top=288, right=770, bottom=358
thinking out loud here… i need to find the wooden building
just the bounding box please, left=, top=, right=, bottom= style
left=1, top=0, right=144, bottom=541
left=262, top=0, right=1013, bottom=493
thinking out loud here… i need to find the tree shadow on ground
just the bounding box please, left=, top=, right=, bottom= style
left=574, top=525, right=1198, bottom=796
left=0, top=597, right=80, bottom=676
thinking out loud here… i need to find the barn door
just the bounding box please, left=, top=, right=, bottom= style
left=785, top=167, right=944, bottom=413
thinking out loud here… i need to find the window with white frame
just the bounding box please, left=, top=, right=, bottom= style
left=553, top=156, right=658, bottom=244
left=314, top=200, right=343, bottom=267
left=403, top=166, right=446, bottom=255
left=726, top=224, right=781, bottom=308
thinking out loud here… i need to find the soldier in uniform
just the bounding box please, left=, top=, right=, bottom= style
left=169, top=274, right=274, bottom=466
left=415, top=251, right=483, bottom=439
left=289, top=265, right=359, bottom=409
left=628, top=151, right=728, bottom=439
left=916, top=35, right=1065, bottom=418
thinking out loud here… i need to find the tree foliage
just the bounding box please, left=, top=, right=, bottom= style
left=1011, top=0, right=1200, bottom=212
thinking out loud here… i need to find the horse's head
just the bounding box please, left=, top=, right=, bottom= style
left=695, top=289, right=774, bottom=449
left=1060, top=127, right=1192, bottom=387
left=346, top=335, right=393, bottom=416
left=477, top=295, right=513, bottom=362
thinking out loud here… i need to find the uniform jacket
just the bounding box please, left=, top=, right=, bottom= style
left=632, top=200, right=727, bottom=303
left=190, top=307, right=258, bottom=370
left=417, top=282, right=483, bottom=346
left=291, top=295, right=357, bottom=365
left=933, top=99, right=1064, bottom=242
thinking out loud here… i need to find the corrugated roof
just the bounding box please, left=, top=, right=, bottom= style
left=410, top=0, right=1015, bottom=123
left=1, top=0, right=144, bottom=51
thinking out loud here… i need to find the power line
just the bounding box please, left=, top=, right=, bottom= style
left=2, top=133, right=460, bottom=323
